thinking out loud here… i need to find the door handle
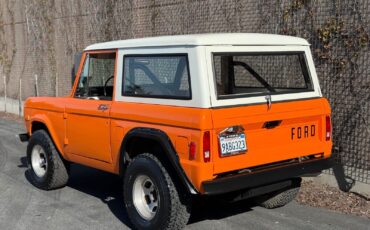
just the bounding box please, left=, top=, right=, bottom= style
left=263, top=120, right=282, bottom=129
left=97, top=104, right=109, bottom=111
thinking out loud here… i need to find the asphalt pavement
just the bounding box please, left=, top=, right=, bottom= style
left=0, top=118, right=369, bottom=230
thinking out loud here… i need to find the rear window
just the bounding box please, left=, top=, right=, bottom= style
left=122, top=55, right=191, bottom=99
left=213, top=52, right=313, bottom=99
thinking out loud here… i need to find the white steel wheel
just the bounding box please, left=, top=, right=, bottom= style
left=31, top=144, right=48, bottom=178
left=132, top=175, right=160, bottom=221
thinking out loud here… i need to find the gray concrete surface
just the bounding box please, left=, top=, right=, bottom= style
left=0, top=119, right=369, bottom=230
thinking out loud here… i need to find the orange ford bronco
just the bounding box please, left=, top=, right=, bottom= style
left=20, top=33, right=333, bottom=230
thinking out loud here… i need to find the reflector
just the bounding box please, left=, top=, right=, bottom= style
left=203, top=131, right=211, bottom=162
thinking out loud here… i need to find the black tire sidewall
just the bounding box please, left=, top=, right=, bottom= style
left=27, top=131, right=55, bottom=188
left=124, top=156, right=171, bottom=230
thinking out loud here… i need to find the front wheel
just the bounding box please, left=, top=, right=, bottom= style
left=27, top=130, right=69, bottom=190
left=123, top=153, right=191, bottom=230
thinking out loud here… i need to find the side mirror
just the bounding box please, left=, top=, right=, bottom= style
left=71, top=52, right=83, bottom=87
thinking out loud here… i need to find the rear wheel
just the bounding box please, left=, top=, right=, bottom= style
left=255, top=178, right=301, bottom=209
left=123, top=153, right=191, bottom=230
left=27, top=130, right=69, bottom=190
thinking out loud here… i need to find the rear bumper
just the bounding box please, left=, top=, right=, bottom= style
left=202, top=157, right=333, bottom=195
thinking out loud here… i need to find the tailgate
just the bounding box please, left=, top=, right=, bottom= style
left=210, top=98, right=331, bottom=174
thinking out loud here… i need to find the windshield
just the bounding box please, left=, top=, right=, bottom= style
left=213, top=52, right=313, bottom=99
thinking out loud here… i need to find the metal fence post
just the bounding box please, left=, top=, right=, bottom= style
left=3, top=75, right=6, bottom=112
left=34, top=74, right=39, bottom=96
left=19, top=78, right=22, bottom=117
left=55, top=73, right=58, bottom=97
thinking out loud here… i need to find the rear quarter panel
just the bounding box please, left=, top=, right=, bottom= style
left=110, top=101, right=215, bottom=191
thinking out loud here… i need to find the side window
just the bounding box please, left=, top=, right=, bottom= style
left=122, top=55, right=191, bottom=99
left=75, top=52, right=116, bottom=100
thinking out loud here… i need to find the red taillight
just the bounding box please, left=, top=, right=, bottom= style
left=189, top=142, right=196, bottom=160
left=326, top=115, right=331, bottom=141
left=203, top=131, right=211, bottom=162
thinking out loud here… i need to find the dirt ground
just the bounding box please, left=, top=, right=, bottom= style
left=296, top=181, right=370, bottom=219
left=0, top=112, right=23, bottom=123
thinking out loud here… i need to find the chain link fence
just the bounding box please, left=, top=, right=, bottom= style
left=0, top=0, right=369, bottom=185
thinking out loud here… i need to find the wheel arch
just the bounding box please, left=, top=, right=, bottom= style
left=29, top=116, right=66, bottom=159
left=119, top=127, right=198, bottom=194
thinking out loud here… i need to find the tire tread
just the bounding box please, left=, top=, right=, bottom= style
left=27, top=130, right=69, bottom=190
left=125, top=153, right=190, bottom=230
left=257, top=184, right=300, bottom=209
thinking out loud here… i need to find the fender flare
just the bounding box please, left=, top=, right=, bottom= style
left=120, top=127, right=198, bottom=194
left=29, top=115, right=66, bottom=159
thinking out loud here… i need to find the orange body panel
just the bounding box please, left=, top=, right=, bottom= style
left=24, top=97, right=68, bottom=160
left=24, top=98, right=217, bottom=190
left=24, top=96, right=332, bottom=193
left=210, top=98, right=332, bottom=174
left=64, top=99, right=112, bottom=163
left=109, top=102, right=215, bottom=190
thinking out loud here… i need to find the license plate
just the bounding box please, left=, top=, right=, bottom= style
left=219, top=133, right=247, bottom=156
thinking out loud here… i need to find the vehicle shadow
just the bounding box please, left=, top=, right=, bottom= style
left=189, top=197, right=254, bottom=224
left=21, top=158, right=256, bottom=227
left=18, top=156, right=27, bottom=168
left=20, top=158, right=132, bottom=228
left=67, top=164, right=256, bottom=226
left=65, top=164, right=133, bottom=228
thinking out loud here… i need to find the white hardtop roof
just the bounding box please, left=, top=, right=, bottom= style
left=85, top=33, right=309, bottom=51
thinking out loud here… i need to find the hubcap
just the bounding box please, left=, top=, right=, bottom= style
left=132, top=175, right=159, bottom=221
left=31, top=145, right=48, bottom=177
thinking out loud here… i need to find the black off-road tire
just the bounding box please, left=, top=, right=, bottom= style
left=256, top=179, right=301, bottom=209
left=27, top=130, right=69, bottom=190
left=123, top=153, right=191, bottom=230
